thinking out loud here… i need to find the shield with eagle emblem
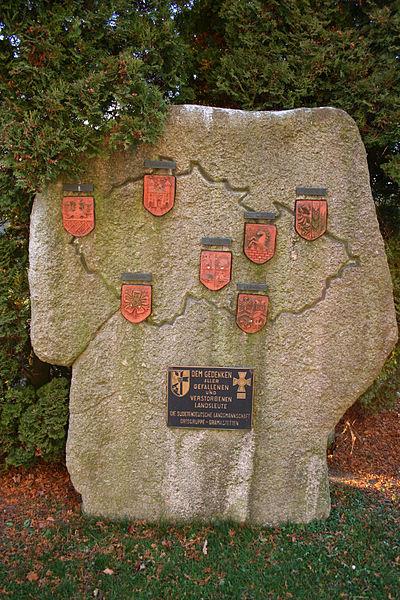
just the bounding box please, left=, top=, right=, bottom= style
left=295, top=198, right=327, bottom=241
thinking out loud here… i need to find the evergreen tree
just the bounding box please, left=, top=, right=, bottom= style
left=178, top=0, right=400, bottom=228
left=0, top=0, right=190, bottom=465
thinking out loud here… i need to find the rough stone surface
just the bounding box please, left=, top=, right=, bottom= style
left=29, top=105, right=398, bottom=524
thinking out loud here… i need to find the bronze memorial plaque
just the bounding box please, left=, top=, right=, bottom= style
left=167, top=367, right=254, bottom=430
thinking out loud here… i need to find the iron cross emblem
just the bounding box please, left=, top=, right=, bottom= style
left=233, top=371, right=252, bottom=399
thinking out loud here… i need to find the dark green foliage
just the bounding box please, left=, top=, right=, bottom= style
left=0, top=377, right=69, bottom=467
left=0, top=0, right=189, bottom=193
left=0, top=0, right=190, bottom=467
left=357, top=235, right=400, bottom=413
left=0, top=202, right=30, bottom=390
left=178, top=0, right=400, bottom=209
left=0, top=385, right=36, bottom=464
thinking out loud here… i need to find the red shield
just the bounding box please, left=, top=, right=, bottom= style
left=120, top=284, right=152, bottom=324
left=62, top=196, right=95, bottom=237
left=295, top=199, right=327, bottom=241
left=200, top=250, right=232, bottom=291
left=244, top=223, right=277, bottom=264
left=236, top=293, right=269, bottom=334
left=143, top=175, right=175, bottom=216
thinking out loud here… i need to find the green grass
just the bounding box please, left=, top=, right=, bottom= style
left=1, top=484, right=399, bottom=600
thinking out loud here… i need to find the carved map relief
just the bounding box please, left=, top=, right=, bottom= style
left=29, top=105, right=398, bottom=526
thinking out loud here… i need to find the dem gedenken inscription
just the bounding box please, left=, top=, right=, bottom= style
left=167, top=366, right=254, bottom=430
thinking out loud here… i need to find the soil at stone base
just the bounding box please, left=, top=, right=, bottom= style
left=328, top=397, right=400, bottom=503
left=0, top=400, right=398, bottom=529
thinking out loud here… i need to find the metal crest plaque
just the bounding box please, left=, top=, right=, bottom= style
left=244, top=223, right=277, bottom=264
left=199, top=250, right=232, bottom=291
left=120, top=284, right=152, bottom=323
left=236, top=293, right=269, bottom=334
left=167, top=367, right=254, bottom=430
left=295, top=197, right=328, bottom=241
left=143, top=174, right=175, bottom=216
left=62, top=196, right=95, bottom=237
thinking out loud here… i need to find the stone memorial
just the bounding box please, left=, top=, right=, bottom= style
left=29, top=105, right=397, bottom=524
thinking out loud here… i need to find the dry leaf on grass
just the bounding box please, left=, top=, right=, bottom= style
left=134, top=561, right=146, bottom=572
left=184, top=574, right=211, bottom=586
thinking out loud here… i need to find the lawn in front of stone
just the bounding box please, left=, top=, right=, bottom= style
left=0, top=482, right=398, bottom=600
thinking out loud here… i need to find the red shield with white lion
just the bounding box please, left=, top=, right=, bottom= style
left=120, top=284, right=152, bottom=324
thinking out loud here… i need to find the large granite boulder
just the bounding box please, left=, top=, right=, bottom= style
left=29, top=105, right=397, bottom=524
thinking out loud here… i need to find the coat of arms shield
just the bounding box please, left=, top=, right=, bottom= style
left=236, top=293, right=269, bottom=334
left=143, top=175, right=175, bottom=216
left=244, top=223, right=277, bottom=264
left=170, top=370, right=190, bottom=397
left=295, top=198, right=327, bottom=241
left=62, top=196, right=95, bottom=237
left=199, top=250, right=232, bottom=291
left=120, top=284, right=152, bottom=324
